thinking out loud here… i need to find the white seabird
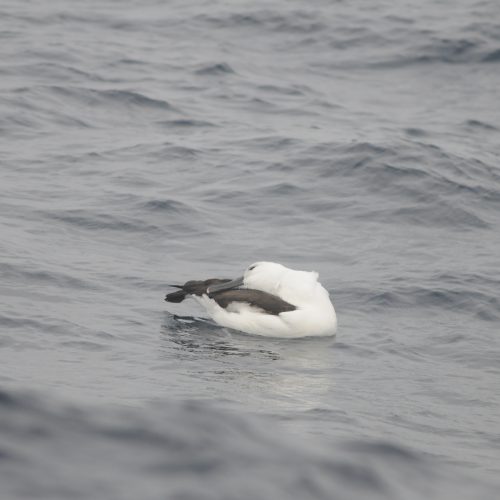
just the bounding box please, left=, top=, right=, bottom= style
left=165, top=262, right=337, bottom=338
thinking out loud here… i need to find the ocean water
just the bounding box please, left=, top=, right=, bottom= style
left=1, top=0, right=500, bottom=498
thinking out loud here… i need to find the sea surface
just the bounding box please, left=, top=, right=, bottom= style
left=1, top=0, right=500, bottom=498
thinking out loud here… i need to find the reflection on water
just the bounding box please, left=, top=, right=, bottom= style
left=162, top=313, right=281, bottom=359
left=160, top=312, right=337, bottom=414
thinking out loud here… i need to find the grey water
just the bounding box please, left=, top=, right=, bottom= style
left=1, top=0, right=500, bottom=498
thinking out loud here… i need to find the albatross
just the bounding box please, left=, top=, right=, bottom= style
left=165, top=261, right=337, bottom=338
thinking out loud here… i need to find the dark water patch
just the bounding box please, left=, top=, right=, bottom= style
left=156, top=119, right=215, bottom=128
left=483, top=48, right=500, bottom=62
left=0, top=448, right=17, bottom=462
left=404, top=128, right=428, bottom=137
left=266, top=161, right=296, bottom=173
left=1, top=388, right=493, bottom=500
left=0, top=390, right=18, bottom=407
left=416, top=37, right=481, bottom=64
left=213, top=93, right=281, bottom=113
left=463, top=119, right=498, bottom=131
left=200, top=10, right=326, bottom=34
left=201, top=188, right=251, bottom=205
left=234, top=135, right=300, bottom=151
left=263, top=182, right=305, bottom=196
left=195, top=62, right=235, bottom=75
left=140, top=199, right=198, bottom=215
left=115, top=57, right=145, bottom=66
left=475, top=308, right=500, bottom=322
left=151, top=143, right=201, bottom=160
left=245, top=96, right=280, bottom=111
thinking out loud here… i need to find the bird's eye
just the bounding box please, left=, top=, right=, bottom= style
left=248, top=265, right=257, bottom=271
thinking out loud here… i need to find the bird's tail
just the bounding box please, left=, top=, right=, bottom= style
left=165, top=285, right=187, bottom=303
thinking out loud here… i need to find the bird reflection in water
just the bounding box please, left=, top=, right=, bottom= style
left=160, top=312, right=336, bottom=414
left=162, top=313, right=280, bottom=360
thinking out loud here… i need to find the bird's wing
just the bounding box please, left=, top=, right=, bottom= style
left=165, top=279, right=231, bottom=303
left=212, top=289, right=296, bottom=315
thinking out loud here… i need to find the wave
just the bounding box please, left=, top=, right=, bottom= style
left=139, top=198, right=199, bottom=216
left=483, top=48, right=500, bottom=62
left=44, top=209, right=163, bottom=234
left=194, top=62, right=236, bottom=75
left=156, top=119, right=215, bottom=128
left=299, top=141, right=500, bottom=228
left=3, top=86, right=182, bottom=132
left=198, top=10, right=327, bottom=34
left=0, top=262, right=102, bottom=291
left=463, top=120, right=498, bottom=131
left=194, top=7, right=500, bottom=67
left=339, top=271, right=500, bottom=321
left=0, top=388, right=495, bottom=500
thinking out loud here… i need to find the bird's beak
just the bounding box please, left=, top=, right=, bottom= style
left=207, top=276, right=244, bottom=294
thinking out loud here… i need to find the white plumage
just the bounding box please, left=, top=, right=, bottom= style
left=194, top=262, right=337, bottom=338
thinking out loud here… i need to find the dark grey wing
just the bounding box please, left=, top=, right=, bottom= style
left=212, top=289, right=296, bottom=315
left=165, top=279, right=231, bottom=303
left=165, top=288, right=187, bottom=303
